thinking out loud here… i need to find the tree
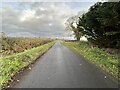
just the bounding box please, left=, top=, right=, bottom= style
left=66, top=16, right=84, bottom=41
left=77, top=2, right=120, bottom=48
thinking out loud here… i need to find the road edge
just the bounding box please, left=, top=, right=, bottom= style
left=2, top=42, right=55, bottom=90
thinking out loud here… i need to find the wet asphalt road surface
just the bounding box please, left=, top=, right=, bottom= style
left=13, top=42, right=118, bottom=88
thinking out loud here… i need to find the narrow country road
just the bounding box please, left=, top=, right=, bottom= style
left=13, top=42, right=118, bottom=88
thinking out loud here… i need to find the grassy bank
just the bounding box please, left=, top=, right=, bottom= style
left=62, top=41, right=119, bottom=79
left=0, top=41, right=55, bottom=88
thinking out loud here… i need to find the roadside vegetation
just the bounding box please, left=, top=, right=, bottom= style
left=62, top=41, right=119, bottom=79
left=0, top=33, right=55, bottom=88
left=0, top=41, right=55, bottom=88
left=0, top=32, right=53, bottom=56
left=65, top=2, right=120, bottom=80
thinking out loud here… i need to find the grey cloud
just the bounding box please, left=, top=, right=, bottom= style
left=2, top=2, right=83, bottom=39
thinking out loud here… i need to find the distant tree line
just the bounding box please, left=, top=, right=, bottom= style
left=67, top=2, right=120, bottom=49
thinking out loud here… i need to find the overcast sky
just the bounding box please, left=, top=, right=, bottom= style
left=1, top=0, right=104, bottom=39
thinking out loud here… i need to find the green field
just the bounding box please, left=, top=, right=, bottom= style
left=0, top=41, right=55, bottom=88
left=62, top=41, right=119, bottom=80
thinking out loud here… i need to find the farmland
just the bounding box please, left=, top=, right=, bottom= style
left=0, top=37, right=53, bottom=56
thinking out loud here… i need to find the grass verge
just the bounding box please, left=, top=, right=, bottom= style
left=62, top=41, right=119, bottom=80
left=0, top=41, right=55, bottom=88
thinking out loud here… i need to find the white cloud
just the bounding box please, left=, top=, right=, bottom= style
left=48, top=23, right=53, bottom=26
left=2, top=2, right=94, bottom=39
left=39, top=7, right=46, bottom=11
left=20, top=9, right=36, bottom=22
